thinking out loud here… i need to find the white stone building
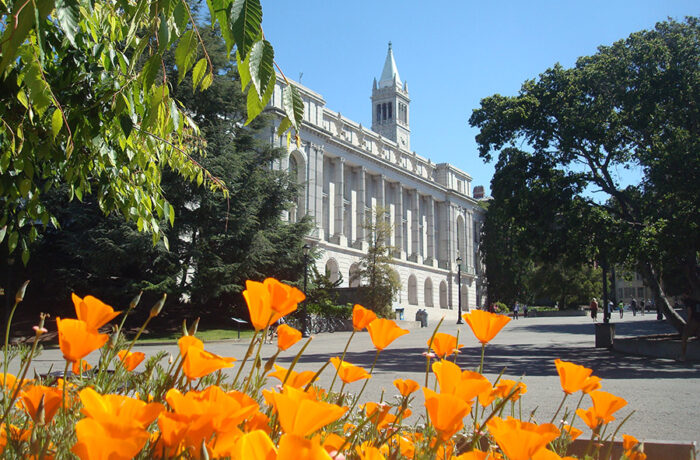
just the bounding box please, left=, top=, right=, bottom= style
left=264, top=44, right=486, bottom=319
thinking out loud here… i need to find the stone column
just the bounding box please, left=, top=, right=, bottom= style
left=334, top=157, right=346, bottom=246
left=411, top=190, right=420, bottom=262
left=405, top=189, right=412, bottom=260
left=395, top=183, right=404, bottom=259
left=357, top=167, right=366, bottom=249
left=427, top=197, right=436, bottom=266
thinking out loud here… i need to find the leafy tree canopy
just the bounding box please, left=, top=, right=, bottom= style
left=0, top=0, right=304, bottom=264
left=470, top=17, right=700, bottom=331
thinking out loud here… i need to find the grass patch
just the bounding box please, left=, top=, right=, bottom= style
left=136, top=328, right=256, bottom=344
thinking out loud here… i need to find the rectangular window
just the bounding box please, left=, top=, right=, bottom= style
left=388, top=103, right=392, bottom=119
left=637, top=287, right=644, bottom=298
left=376, top=104, right=381, bottom=122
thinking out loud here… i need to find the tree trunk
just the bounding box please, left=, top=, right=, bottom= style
left=640, top=262, right=685, bottom=333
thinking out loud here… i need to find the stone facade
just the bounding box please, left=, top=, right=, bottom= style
left=263, top=44, right=486, bottom=319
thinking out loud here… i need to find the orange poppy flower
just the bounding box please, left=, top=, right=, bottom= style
left=623, top=434, right=639, bottom=451
left=581, top=375, right=602, bottom=393
left=432, top=360, right=492, bottom=403
left=366, top=319, right=409, bottom=350
left=362, top=402, right=394, bottom=430
left=317, top=432, right=346, bottom=455
left=393, top=378, right=420, bottom=397
left=56, top=317, right=109, bottom=363
left=589, top=390, right=627, bottom=423
left=462, top=310, right=511, bottom=344
left=355, top=442, right=387, bottom=460
left=72, top=360, right=92, bottom=375
left=267, top=364, right=316, bottom=389
left=532, top=449, right=578, bottom=460
left=177, top=336, right=236, bottom=379
left=486, top=416, right=560, bottom=460
left=330, top=357, right=371, bottom=384
left=277, top=324, right=302, bottom=351
left=243, top=278, right=305, bottom=331
left=562, top=424, right=583, bottom=441
left=422, top=388, right=471, bottom=441
left=278, top=433, right=330, bottom=460
left=576, top=406, right=601, bottom=430
left=270, top=385, right=347, bottom=437
left=429, top=333, right=464, bottom=358
left=72, top=417, right=149, bottom=460
left=166, top=386, right=259, bottom=435
left=0, top=373, right=16, bottom=391
left=230, top=430, right=277, bottom=460
left=554, top=359, right=594, bottom=395
left=72, top=293, right=121, bottom=332
left=479, top=379, right=526, bottom=406
left=245, top=412, right=272, bottom=434
left=19, top=385, right=62, bottom=424
left=352, top=304, right=377, bottom=331
left=388, top=434, right=415, bottom=459
left=452, top=450, right=489, bottom=460
left=117, top=350, right=146, bottom=371
left=79, top=387, right=164, bottom=429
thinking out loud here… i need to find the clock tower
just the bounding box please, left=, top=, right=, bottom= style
left=371, top=42, right=410, bottom=151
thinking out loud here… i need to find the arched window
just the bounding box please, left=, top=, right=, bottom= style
left=349, top=263, right=361, bottom=288
left=424, top=278, right=433, bottom=308
left=408, top=275, right=418, bottom=305
left=325, top=259, right=339, bottom=284
left=439, top=281, right=448, bottom=309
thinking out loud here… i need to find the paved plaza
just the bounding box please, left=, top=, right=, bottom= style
left=21, top=313, right=700, bottom=448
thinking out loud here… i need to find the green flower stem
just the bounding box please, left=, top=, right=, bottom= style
left=328, top=330, right=355, bottom=394
left=303, top=360, right=330, bottom=392
left=424, top=317, right=444, bottom=386
left=232, top=330, right=260, bottom=387
left=470, top=385, right=520, bottom=450
left=345, top=348, right=381, bottom=418
left=281, top=336, right=313, bottom=386
left=3, top=298, right=21, bottom=381
left=478, top=343, right=486, bottom=374
left=603, top=410, right=635, bottom=460
left=549, top=393, right=569, bottom=424
left=0, top=331, right=41, bottom=426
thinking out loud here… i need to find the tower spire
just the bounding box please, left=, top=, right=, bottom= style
left=379, top=41, right=401, bottom=88
left=372, top=43, right=410, bottom=151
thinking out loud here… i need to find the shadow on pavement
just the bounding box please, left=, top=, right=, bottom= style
left=514, top=319, right=678, bottom=338
left=280, top=342, right=700, bottom=380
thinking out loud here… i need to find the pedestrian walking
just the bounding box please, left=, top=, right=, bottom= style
left=618, top=301, right=624, bottom=318
left=523, top=304, right=529, bottom=318
left=513, top=303, right=519, bottom=320
left=640, top=299, right=645, bottom=316
left=631, top=298, right=637, bottom=316
left=590, top=297, right=598, bottom=322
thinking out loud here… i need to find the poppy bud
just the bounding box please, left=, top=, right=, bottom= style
left=200, top=440, right=210, bottom=460
left=182, top=319, right=189, bottom=336
left=15, top=280, right=30, bottom=303
left=36, top=394, right=46, bottom=426
left=188, top=317, right=200, bottom=336
left=129, top=291, right=143, bottom=310
left=149, top=294, right=167, bottom=318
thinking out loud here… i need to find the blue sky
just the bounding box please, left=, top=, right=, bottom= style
left=262, top=1, right=698, bottom=194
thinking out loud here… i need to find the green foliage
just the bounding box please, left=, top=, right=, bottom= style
left=354, top=206, right=401, bottom=317
left=0, top=0, right=306, bottom=263
left=470, top=17, right=700, bottom=330
left=5, top=24, right=311, bottom=325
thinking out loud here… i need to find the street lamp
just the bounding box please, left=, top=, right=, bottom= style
left=302, top=243, right=311, bottom=337
left=456, top=256, right=463, bottom=324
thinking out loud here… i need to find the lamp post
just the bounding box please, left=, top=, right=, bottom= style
left=302, top=243, right=311, bottom=337
left=456, top=256, right=463, bottom=324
